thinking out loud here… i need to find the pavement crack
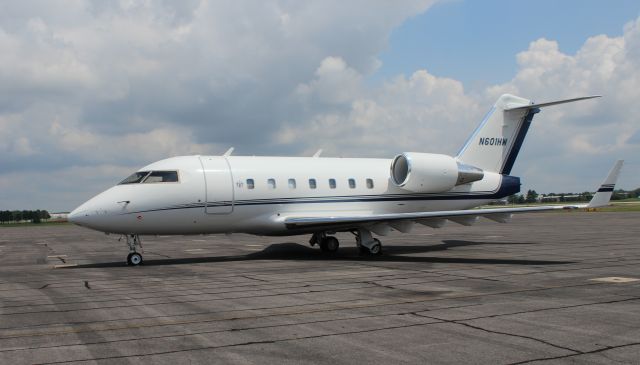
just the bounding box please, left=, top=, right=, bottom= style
left=455, top=321, right=580, bottom=354
left=0, top=284, right=383, bottom=317
left=365, top=281, right=398, bottom=290
left=145, top=251, right=171, bottom=259
left=0, top=313, right=420, bottom=353
left=410, top=312, right=579, bottom=354
left=34, top=321, right=436, bottom=364
left=242, top=275, right=269, bottom=282
left=507, top=341, right=640, bottom=364
left=453, top=296, right=640, bottom=322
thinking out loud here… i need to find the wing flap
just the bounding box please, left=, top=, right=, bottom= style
left=283, top=204, right=578, bottom=229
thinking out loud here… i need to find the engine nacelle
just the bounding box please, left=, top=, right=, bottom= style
left=390, top=153, right=484, bottom=193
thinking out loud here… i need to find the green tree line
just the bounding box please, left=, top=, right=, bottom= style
left=507, top=188, right=640, bottom=204
left=0, top=210, right=51, bottom=224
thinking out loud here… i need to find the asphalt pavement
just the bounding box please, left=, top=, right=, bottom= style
left=0, top=211, right=639, bottom=364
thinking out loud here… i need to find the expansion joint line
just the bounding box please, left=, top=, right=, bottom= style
left=507, top=341, right=640, bottom=365
left=410, top=312, right=580, bottom=354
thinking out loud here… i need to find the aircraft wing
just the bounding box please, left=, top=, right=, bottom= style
left=284, top=160, right=623, bottom=231
left=283, top=204, right=576, bottom=230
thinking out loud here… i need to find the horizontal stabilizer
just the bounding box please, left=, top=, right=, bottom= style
left=504, top=95, right=601, bottom=111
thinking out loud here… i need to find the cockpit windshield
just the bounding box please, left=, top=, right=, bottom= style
left=119, top=171, right=151, bottom=184
left=118, top=171, right=179, bottom=185
left=143, top=171, right=179, bottom=183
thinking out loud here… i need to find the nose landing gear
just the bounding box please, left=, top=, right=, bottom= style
left=127, top=252, right=143, bottom=266
left=124, top=234, right=144, bottom=266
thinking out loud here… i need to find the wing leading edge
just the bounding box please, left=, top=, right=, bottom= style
left=283, top=160, right=623, bottom=231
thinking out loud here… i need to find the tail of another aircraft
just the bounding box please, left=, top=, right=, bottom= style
left=456, top=94, right=601, bottom=174
left=587, top=160, right=624, bottom=208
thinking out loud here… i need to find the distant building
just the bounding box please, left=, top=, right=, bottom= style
left=48, top=212, right=69, bottom=221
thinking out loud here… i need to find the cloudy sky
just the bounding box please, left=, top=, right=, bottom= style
left=1, top=0, right=639, bottom=211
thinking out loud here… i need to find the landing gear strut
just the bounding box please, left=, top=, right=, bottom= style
left=124, top=234, right=144, bottom=266
left=354, top=229, right=382, bottom=255
left=310, top=229, right=382, bottom=256
left=310, top=232, right=340, bottom=253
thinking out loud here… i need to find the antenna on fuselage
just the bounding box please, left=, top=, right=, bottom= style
left=223, top=147, right=234, bottom=156
left=312, top=149, right=323, bottom=158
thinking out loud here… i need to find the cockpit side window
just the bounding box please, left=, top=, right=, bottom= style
left=119, top=171, right=151, bottom=184
left=142, top=171, right=179, bottom=183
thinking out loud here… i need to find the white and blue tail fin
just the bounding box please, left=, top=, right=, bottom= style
left=456, top=94, right=601, bottom=174
left=587, top=160, right=624, bottom=208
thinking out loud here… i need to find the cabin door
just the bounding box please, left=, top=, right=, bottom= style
left=199, top=156, right=234, bottom=214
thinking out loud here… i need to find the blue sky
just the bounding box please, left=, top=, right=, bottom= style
left=1, top=1, right=639, bottom=211
left=377, top=0, right=640, bottom=88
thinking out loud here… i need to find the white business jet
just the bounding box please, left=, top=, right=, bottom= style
left=69, top=94, right=623, bottom=266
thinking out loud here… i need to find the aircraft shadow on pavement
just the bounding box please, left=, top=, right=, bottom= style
left=65, top=239, right=573, bottom=269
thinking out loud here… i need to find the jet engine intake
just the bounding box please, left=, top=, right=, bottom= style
left=390, top=153, right=484, bottom=193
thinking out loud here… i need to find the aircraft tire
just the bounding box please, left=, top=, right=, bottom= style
left=369, top=239, right=382, bottom=255
left=320, top=236, right=339, bottom=253
left=127, top=252, right=143, bottom=266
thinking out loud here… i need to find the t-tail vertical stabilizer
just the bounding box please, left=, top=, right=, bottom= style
left=587, top=160, right=624, bottom=208
left=456, top=94, right=601, bottom=174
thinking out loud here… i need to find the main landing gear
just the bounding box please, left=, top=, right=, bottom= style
left=124, top=234, right=144, bottom=266
left=309, top=232, right=340, bottom=253
left=310, top=228, right=382, bottom=256
left=354, top=229, right=382, bottom=255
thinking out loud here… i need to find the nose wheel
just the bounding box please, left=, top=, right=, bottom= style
left=124, top=234, right=144, bottom=266
left=127, top=252, right=143, bottom=266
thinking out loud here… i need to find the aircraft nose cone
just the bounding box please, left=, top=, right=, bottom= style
left=68, top=208, right=89, bottom=226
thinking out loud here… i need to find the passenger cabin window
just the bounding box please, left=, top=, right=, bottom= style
left=348, top=178, right=356, bottom=189
left=366, top=178, right=374, bottom=189
left=288, top=178, right=296, bottom=189
left=309, top=178, right=317, bottom=189
left=268, top=178, right=276, bottom=189
left=246, top=179, right=255, bottom=189
left=143, top=171, right=179, bottom=183
left=329, top=178, right=336, bottom=189
left=119, top=171, right=150, bottom=184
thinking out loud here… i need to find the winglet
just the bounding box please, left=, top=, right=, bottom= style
left=504, top=95, right=602, bottom=111
left=587, top=160, right=624, bottom=208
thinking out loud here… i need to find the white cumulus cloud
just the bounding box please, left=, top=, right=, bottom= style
left=0, top=1, right=638, bottom=211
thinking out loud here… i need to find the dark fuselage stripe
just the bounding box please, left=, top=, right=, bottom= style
left=123, top=175, right=521, bottom=215
left=124, top=191, right=507, bottom=215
